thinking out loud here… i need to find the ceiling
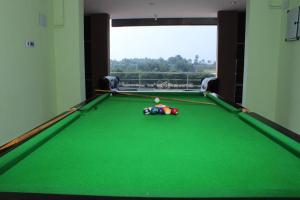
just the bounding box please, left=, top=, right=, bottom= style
left=84, top=0, right=247, bottom=19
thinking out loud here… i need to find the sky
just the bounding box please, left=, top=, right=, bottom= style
left=110, top=25, right=217, bottom=61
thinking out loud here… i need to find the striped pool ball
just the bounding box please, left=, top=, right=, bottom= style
left=163, top=107, right=172, bottom=115
left=150, top=107, right=159, bottom=115
left=143, top=108, right=150, bottom=115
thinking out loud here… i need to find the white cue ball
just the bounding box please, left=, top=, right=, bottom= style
left=154, top=97, right=160, bottom=103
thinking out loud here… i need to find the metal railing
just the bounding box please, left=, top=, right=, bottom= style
left=110, top=71, right=216, bottom=91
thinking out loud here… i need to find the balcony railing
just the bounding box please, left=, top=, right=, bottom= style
left=110, top=71, right=216, bottom=91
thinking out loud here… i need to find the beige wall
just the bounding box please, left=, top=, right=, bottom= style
left=276, top=0, right=300, bottom=133
left=54, top=0, right=85, bottom=113
left=243, top=0, right=282, bottom=120
left=244, top=0, right=300, bottom=134
left=0, top=0, right=85, bottom=145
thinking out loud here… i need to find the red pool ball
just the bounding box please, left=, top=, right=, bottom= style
left=171, top=108, right=179, bottom=115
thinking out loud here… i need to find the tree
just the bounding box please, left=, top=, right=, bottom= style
left=193, top=55, right=199, bottom=65
left=110, top=56, right=216, bottom=73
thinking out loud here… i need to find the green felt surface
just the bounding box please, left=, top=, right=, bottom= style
left=206, top=93, right=240, bottom=113
left=0, top=112, right=81, bottom=174
left=0, top=93, right=300, bottom=198
left=239, top=112, right=300, bottom=157
left=80, top=94, right=110, bottom=112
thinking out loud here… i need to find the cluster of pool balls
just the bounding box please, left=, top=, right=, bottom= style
left=143, top=106, right=179, bottom=115
left=143, top=98, right=179, bottom=115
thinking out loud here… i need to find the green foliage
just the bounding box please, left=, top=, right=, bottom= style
left=111, top=55, right=216, bottom=73
left=110, top=55, right=216, bottom=89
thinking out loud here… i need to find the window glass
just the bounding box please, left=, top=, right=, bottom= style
left=110, top=25, right=217, bottom=91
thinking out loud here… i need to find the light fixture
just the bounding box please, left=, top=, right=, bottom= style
left=230, top=1, right=237, bottom=5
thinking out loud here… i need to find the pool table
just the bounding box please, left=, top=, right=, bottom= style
left=0, top=92, right=300, bottom=199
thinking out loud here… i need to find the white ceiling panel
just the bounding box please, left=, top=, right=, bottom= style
left=85, top=0, right=246, bottom=19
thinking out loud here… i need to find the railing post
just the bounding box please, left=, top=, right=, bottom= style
left=186, top=73, right=189, bottom=90
left=138, top=72, right=141, bottom=89
left=111, top=71, right=206, bottom=91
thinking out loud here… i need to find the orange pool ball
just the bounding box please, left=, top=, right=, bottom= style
left=163, top=107, right=171, bottom=115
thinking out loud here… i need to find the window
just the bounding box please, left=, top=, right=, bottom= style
left=110, top=25, right=217, bottom=91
